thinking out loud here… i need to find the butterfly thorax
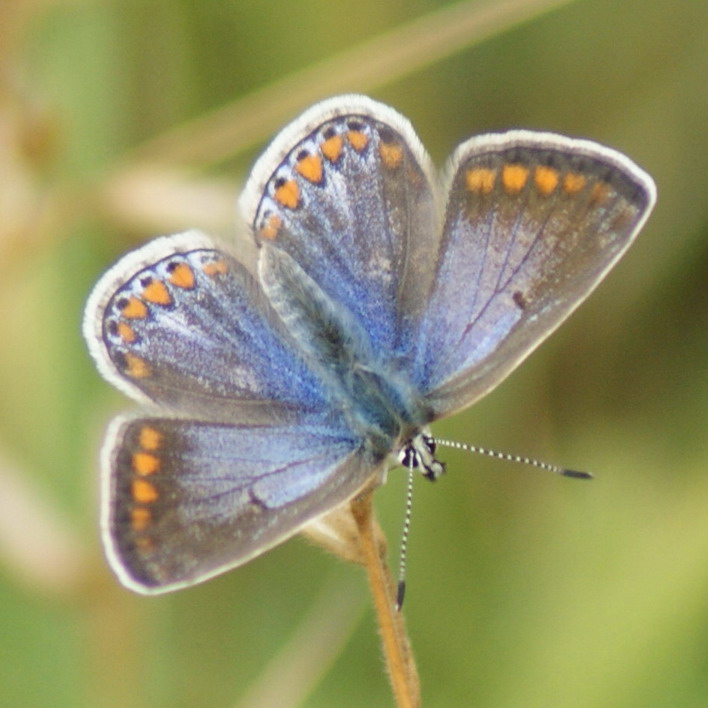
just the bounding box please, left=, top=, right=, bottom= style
left=260, top=242, right=434, bottom=463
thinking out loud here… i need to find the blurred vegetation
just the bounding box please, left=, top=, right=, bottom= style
left=0, top=0, right=706, bottom=705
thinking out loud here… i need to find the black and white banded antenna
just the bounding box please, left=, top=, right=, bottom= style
left=433, top=438, right=593, bottom=480
left=394, top=433, right=592, bottom=611
left=395, top=462, right=415, bottom=612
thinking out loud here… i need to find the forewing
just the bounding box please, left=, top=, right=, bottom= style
left=102, top=415, right=375, bottom=593
left=240, top=95, right=439, bottom=359
left=83, top=231, right=327, bottom=422
left=414, top=132, right=656, bottom=418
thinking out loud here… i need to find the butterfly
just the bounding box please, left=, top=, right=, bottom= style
left=83, top=95, right=656, bottom=593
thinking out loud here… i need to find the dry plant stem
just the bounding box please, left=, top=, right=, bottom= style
left=350, top=493, right=420, bottom=708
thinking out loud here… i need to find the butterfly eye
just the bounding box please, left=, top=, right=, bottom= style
left=421, top=434, right=436, bottom=456
left=398, top=445, right=418, bottom=469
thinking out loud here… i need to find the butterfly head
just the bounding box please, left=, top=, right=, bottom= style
left=397, top=430, right=446, bottom=481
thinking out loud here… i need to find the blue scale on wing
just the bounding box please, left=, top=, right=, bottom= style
left=259, top=243, right=429, bottom=453
left=257, top=117, right=438, bottom=364
left=108, top=415, right=374, bottom=589
left=173, top=420, right=360, bottom=511
left=414, top=142, right=653, bottom=418
left=107, top=248, right=329, bottom=422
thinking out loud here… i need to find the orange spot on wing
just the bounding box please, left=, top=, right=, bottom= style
left=465, top=168, right=496, bottom=194
left=168, top=263, right=195, bottom=289
left=589, top=181, right=611, bottom=205
left=117, top=322, right=136, bottom=343
left=259, top=215, right=282, bottom=240
left=124, top=353, right=151, bottom=378
left=202, top=260, right=228, bottom=276
left=133, top=452, right=160, bottom=476
left=347, top=131, right=369, bottom=152
left=296, top=154, right=323, bottom=183
left=134, top=535, right=154, bottom=550
left=502, top=164, right=529, bottom=194
left=379, top=142, right=403, bottom=169
left=139, top=426, right=163, bottom=451
left=321, top=135, right=343, bottom=162
left=534, top=166, right=559, bottom=195
left=274, top=179, right=300, bottom=209
left=131, top=507, right=151, bottom=531
left=563, top=172, right=586, bottom=194
left=142, top=279, right=172, bottom=305
left=132, top=479, right=158, bottom=504
left=121, top=296, right=148, bottom=319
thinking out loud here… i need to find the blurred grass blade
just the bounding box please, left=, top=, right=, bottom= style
left=0, top=454, right=87, bottom=596
left=236, top=575, right=366, bottom=708
left=128, top=0, right=579, bottom=168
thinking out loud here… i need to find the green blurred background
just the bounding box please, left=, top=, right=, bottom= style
left=1, top=0, right=706, bottom=705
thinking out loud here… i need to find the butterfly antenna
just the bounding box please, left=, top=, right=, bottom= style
left=434, top=439, right=593, bottom=480
left=395, top=463, right=416, bottom=611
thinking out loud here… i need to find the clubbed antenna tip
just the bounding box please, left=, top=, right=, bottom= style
left=560, top=468, right=593, bottom=480
left=433, top=438, right=594, bottom=481
left=396, top=580, right=406, bottom=612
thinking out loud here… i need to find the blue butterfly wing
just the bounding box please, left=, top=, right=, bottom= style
left=102, top=415, right=375, bottom=593
left=85, top=231, right=390, bottom=593
left=84, top=230, right=329, bottom=422
left=413, top=132, right=656, bottom=418
left=240, top=95, right=439, bottom=361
